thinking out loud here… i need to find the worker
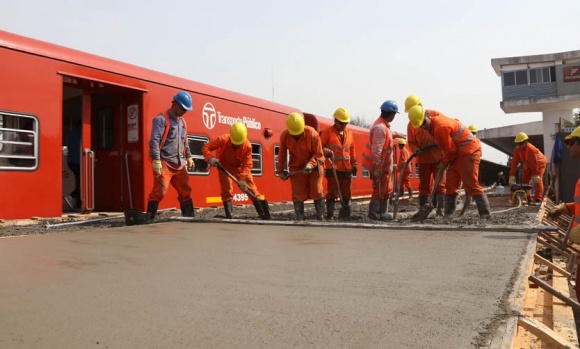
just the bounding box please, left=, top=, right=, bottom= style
left=147, top=91, right=196, bottom=223
left=276, top=112, right=325, bottom=220
left=548, top=125, right=580, bottom=299
left=508, top=132, right=547, bottom=205
left=395, top=138, right=413, bottom=200
left=404, top=95, right=446, bottom=216
left=408, top=104, right=491, bottom=219
left=320, top=107, right=357, bottom=219
left=362, top=100, right=399, bottom=220
left=468, top=124, right=478, bottom=137
left=202, top=122, right=270, bottom=220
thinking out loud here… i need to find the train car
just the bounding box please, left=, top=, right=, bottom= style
left=0, top=30, right=418, bottom=220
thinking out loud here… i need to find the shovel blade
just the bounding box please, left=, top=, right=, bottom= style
left=411, top=204, right=434, bottom=222
left=124, top=210, right=150, bottom=226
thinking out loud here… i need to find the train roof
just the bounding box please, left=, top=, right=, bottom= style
left=0, top=30, right=299, bottom=115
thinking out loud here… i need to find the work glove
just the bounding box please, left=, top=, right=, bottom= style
left=208, top=157, right=219, bottom=166
left=279, top=172, right=288, bottom=181
left=532, top=175, right=541, bottom=184
left=548, top=202, right=569, bottom=218
left=152, top=159, right=162, bottom=176
left=238, top=180, right=247, bottom=192
left=186, top=157, right=195, bottom=171
left=351, top=165, right=357, bottom=177
left=569, top=225, right=580, bottom=244
left=372, top=169, right=382, bottom=180
left=508, top=176, right=516, bottom=186
left=323, top=148, right=333, bottom=158
left=304, top=163, right=315, bottom=174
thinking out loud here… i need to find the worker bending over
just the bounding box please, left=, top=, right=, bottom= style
left=508, top=132, right=547, bottom=205
left=395, top=138, right=413, bottom=200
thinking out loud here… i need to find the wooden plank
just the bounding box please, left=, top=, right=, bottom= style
left=529, top=275, right=580, bottom=312
left=552, top=257, right=579, bottom=347
left=534, top=254, right=572, bottom=278
left=517, top=316, right=579, bottom=349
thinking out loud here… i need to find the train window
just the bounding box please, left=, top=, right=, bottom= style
left=0, top=112, right=38, bottom=170
left=187, top=135, right=210, bottom=175
left=408, top=163, right=413, bottom=178
left=415, top=163, right=420, bottom=178
left=96, top=107, right=114, bottom=150
left=362, top=169, right=370, bottom=179
left=251, top=143, right=262, bottom=176
left=273, top=146, right=289, bottom=176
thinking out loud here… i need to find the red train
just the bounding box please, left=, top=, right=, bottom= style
left=0, top=30, right=419, bottom=220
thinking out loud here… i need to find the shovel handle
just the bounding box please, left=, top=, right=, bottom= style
left=216, top=162, right=259, bottom=201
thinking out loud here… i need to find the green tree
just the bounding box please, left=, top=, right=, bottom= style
left=350, top=114, right=371, bottom=129
left=564, top=108, right=580, bottom=127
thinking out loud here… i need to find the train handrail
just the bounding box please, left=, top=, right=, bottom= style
left=83, top=149, right=95, bottom=211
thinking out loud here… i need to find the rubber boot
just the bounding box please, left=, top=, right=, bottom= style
left=223, top=200, right=233, bottom=219
left=293, top=201, right=305, bottom=221
left=435, top=194, right=445, bottom=217
left=444, top=194, right=457, bottom=218
left=408, top=188, right=414, bottom=200
left=418, top=195, right=428, bottom=207
left=146, top=201, right=159, bottom=223
left=180, top=199, right=195, bottom=218
left=379, top=199, right=393, bottom=220
left=368, top=200, right=381, bottom=220
left=325, top=199, right=335, bottom=220
left=252, top=199, right=265, bottom=219
left=338, top=199, right=351, bottom=218
left=260, top=200, right=271, bottom=220
left=473, top=194, right=492, bottom=219
left=314, top=199, right=324, bottom=221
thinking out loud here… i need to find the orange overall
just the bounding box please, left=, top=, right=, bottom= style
left=428, top=111, right=483, bottom=197
left=277, top=126, right=324, bottom=202
left=362, top=118, right=393, bottom=200
left=407, top=121, right=445, bottom=196
left=320, top=125, right=357, bottom=201
left=509, top=142, right=547, bottom=202
left=202, top=134, right=260, bottom=203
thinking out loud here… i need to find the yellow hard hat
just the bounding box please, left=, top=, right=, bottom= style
left=398, top=138, right=406, bottom=145
left=286, top=112, right=305, bottom=136
left=229, top=122, right=247, bottom=145
left=514, top=132, right=529, bottom=143
left=565, top=126, right=580, bottom=141
left=408, top=105, right=425, bottom=129
left=404, top=95, right=421, bottom=113
left=333, top=107, right=350, bottom=123
left=468, top=125, right=478, bottom=133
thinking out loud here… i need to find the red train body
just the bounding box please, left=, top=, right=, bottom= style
left=0, top=30, right=419, bottom=220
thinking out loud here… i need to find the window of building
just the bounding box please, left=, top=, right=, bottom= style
left=251, top=142, right=262, bottom=176
left=0, top=112, right=38, bottom=170
left=530, top=67, right=556, bottom=84
left=503, top=69, right=530, bottom=86
left=503, top=72, right=516, bottom=86
left=515, top=70, right=528, bottom=85
left=187, top=135, right=209, bottom=174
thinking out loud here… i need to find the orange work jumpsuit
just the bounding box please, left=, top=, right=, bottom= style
left=428, top=111, right=483, bottom=197
left=570, top=178, right=580, bottom=299
left=509, top=142, right=547, bottom=202
left=320, top=125, right=357, bottom=201
left=202, top=134, right=260, bottom=203
left=407, top=120, right=446, bottom=197
left=277, top=126, right=324, bottom=202
left=396, top=146, right=412, bottom=192
left=362, top=117, right=393, bottom=200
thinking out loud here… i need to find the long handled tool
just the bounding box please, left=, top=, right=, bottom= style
left=328, top=155, right=347, bottom=208
left=393, top=144, right=437, bottom=220
left=411, top=163, right=446, bottom=222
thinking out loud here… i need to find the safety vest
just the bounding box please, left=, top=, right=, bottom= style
left=160, top=110, right=188, bottom=155
left=362, top=118, right=392, bottom=172
left=320, top=126, right=355, bottom=171
left=429, top=111, right=477, bottom=164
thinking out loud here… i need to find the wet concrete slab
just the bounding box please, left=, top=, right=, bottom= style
left=0, top=222, right=533, bottom=348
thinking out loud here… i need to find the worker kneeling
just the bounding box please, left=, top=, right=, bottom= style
left=202, top=122, right=271, bottom=220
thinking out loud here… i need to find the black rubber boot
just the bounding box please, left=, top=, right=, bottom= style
left=293, top=202, right=305, bottom=221
left=223, top=200, right=233, bottom=219
left=379, top=199, right=393, bottom=220
left=435, top=194, right=445, bottom=217
left=146, top=201, right=159, bottom=223
left=325, top=199, right=335, bottom=220
left=314, top=199, right=324, bottom=221
left=473, top=194, right=492, bottom=219
left=444, top=194, right=457, bottom=218
left=253, top=199, right=265, bottom=219
left=338, top=199, right=351, bottom=218
left=260, top=200, right=271, bottom=220
left=419, top=195, right=428, bottom=207
left=368, top=200, right=381, bottom=220
left=408, top=189, right=414, bottom=200
left=180, top=199, right=195, bottom=218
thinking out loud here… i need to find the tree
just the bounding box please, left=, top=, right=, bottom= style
left=564, top=108, right=580, bottom=128
left=350, top=114, right=371, bottom=129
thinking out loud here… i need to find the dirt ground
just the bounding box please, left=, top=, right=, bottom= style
left=0, top=192, right=543, bottom=237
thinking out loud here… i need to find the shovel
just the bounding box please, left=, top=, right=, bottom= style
left=328, top=155, right=348, bottom=210
left=411, top=163, right=446, bottom=222
left=459, top=195, right=470, bottom=216
left=393, top=143, right=437, bottom=220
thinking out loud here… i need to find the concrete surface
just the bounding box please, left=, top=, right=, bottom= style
left=0, top=222, right=533, bottom=348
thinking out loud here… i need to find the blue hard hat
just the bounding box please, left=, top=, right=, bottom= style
left=173, top=91, right=193, bottom=111
left=380, top=100, right=399, bottom=114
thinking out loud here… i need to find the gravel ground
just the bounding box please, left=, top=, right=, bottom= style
left=0, top=193, right=544, bottom=237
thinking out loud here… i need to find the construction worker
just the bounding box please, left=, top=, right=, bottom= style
left=202, top=122, right=270, bottom=220
left=404, top=95, right=446, bottom=215
left=408, top=105, right=491, bottom=219
left=395, top=138, right=413, bottom=200
left=147, top=91, right=196, bottom=223
left=548, top=125, right=580, bottom=299
left=362, top=100, right=399, bottom=220
left=468, top=124, right=478, bottom=137
left=508, top=132, right=547, bottom=205
left=276, top=112, right=325, bottom=220
left=320, top=107, right=357, bottom=219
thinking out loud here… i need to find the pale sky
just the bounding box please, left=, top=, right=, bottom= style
left=2, top=0, right=579, bottom=164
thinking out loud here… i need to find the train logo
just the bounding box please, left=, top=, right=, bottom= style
left=202, top=102, right=217, bottom=130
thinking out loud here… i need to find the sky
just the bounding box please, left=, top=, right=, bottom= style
left=2, top=0, right=579, bottom=164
